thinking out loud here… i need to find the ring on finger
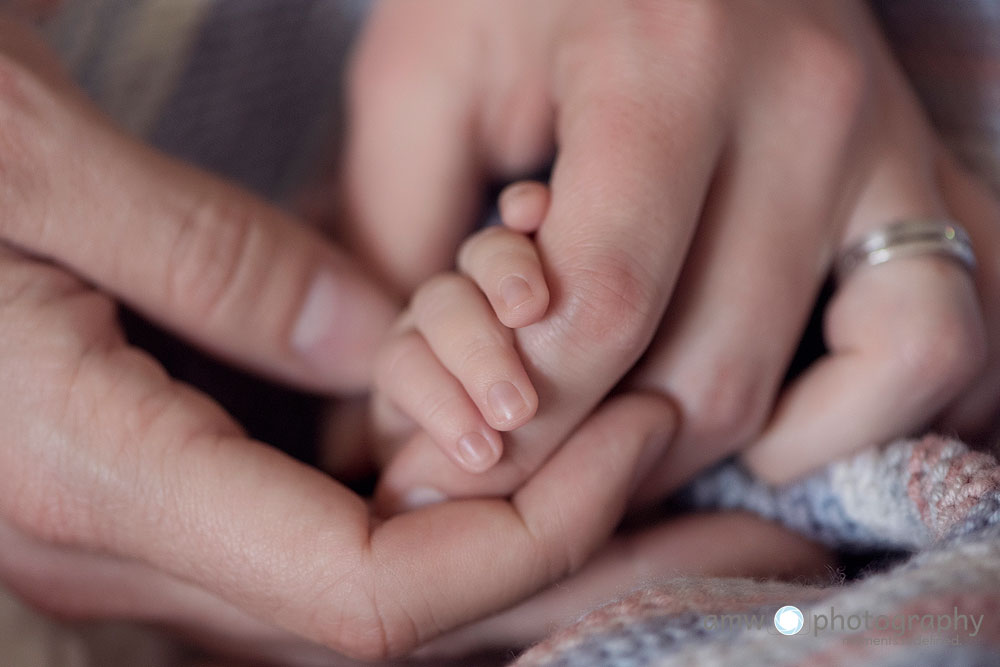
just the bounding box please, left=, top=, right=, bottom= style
left=834, top=219, right=976, bottom=284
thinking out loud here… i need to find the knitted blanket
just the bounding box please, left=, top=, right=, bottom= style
left=516, top=438, right=1000, bottom=666
left=4, top=1, right=999, bottom=666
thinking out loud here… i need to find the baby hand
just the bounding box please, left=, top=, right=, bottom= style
left=370, top=182, right=551, bottom=476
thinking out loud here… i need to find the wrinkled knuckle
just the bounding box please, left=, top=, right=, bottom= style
left=411, top=273, right=465, bottom=320
left=322, top=617, right=394, bottom=662
left=314, top=577, right=413, bottom=660
left=559, top=254, right=655, bottom=355
left=166, top=197, right=259, bottom=326
left=455, top=330, right=510, bottom=375
left=679, top=366, right=768, bottom=449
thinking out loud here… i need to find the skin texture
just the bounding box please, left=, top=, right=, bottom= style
left=341, top=0, right=993, bottom=513
left=2, top=1, right=998, bottom=663
left=0, top=16, right=692, bottom=662
left=371, top=224, right=549, bottom=477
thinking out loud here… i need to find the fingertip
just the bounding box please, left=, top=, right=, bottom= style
left=495, top=273, right=545, bottom=327
left=485, top=379, right=537, bottom=430
left=453, top=427, right=501, bottom=473
left=499, top=181, right=550, bottom=233
left=504, top=274, right=550, bottom=328
left=457, top=226, right=551, bottom=328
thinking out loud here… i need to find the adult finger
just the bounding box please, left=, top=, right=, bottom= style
left=0, top=39, right=396, bottom=392
left=743, top=137, right=985, bottom=484
left=0, top=519, right=373, bottom=666
left=16, top=321, right=675, bottom=660
left=342, top=1, right=485, bottom=295
left=933, top=154, right=1000, bottom=443
left=626, top=40, right=867, bottom=497
left=379, top=18, right=731, bottom=503
left=418, top=512, right=833, bottom=657
left=519, top=19, right=728, bottom=390
left=366, top=392, right=676, bottom=655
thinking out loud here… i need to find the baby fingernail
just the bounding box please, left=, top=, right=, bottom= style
left=457, top=432, right=500, bottom=473
left=401, top=486, right=448, bottom=511
left=487, top=381, right=528, bottom=425
left=499, top=275, right=532, bottom=311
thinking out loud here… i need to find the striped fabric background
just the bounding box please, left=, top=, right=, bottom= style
left=873, top=0, right=1000, bottom=190
left=9, top=0, right=370, bottom=202
left=2, top=0, right=998, bottom=197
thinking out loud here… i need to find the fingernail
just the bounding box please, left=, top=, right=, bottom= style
left=457, top=432, right=500, bottom=473
left=487, top=381, right=529, bottom=425
left=401, top=486, right=448, bottom=511
left=290, top=270, right=396, bottom=388
left=292, top=270, right=341, bottom=359
left=499, top=275, right=533, bottom=311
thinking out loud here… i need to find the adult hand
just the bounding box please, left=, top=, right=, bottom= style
left=0, top=16, right=681, bottom=661
left=345, top=0, right=987, bottom=509
left=0, top=17, right=396, bottom=392
left=417, top=512, right=834, bottom=657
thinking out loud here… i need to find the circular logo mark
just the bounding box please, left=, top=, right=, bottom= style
left=774, top=605, right=804, bottom=636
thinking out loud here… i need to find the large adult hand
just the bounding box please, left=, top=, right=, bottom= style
left=0, top=17, right=395, bottom=392
left=346, top=0, right=986, bottom=509
left=0, top=17, right=679, bottom=660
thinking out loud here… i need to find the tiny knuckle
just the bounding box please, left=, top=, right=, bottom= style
left=458, top=226, right=506, bottom=266
left=411, top=273, right=466, bottom=320
left=374, top=332, right=424, bottom=390
left=456, top=339, right=509, bottom=382
left=420, top=391, right=461, bottom=428
left=680, top=368, right=768, bottom=447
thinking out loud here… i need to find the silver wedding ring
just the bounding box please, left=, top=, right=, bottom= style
left=834, top=219, right=976, bottom=284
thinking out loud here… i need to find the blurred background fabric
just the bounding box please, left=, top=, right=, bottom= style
left=872, top=0, right=1000, bottom=191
